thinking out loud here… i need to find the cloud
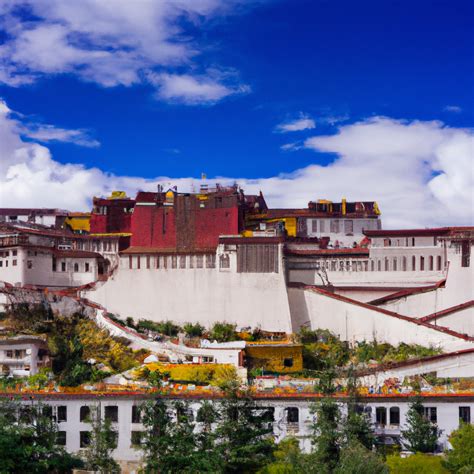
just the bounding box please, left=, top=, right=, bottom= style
left=0, top=0, right=252, bottom=104
left=280, top=142, right=302, bottom=151
left=150, top=72, right=250, bottom=105
left=444, top=105, right=462, bottom=113
left=22, top=124, right=100, bottom=148
left=276, top=114, right=316, bottom=133
left=1, top=101, right=473, bottom=228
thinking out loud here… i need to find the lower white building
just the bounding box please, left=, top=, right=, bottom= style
left=0, top=336, right=49, bottom=376
left=3, top=392, right=471, bottom=472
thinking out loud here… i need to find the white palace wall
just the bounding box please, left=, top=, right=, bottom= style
left=87, top=249, right=293, bottom=333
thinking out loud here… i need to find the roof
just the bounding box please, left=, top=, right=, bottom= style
left=53, top=250, right=102, bottom=259
left=285, top=248, right=369, bottom=257
left=219, top=236, right=284, bottom=244
left=0, top=208, right=68, bottom=216
left=364, top=227, right=474, bottom=238
left=121, top=246, right=216, bottom=255
left=249, top=207, right=380, bottom=220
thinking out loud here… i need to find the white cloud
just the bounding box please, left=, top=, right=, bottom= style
left=22, top=124, right=100, bottom=148
left=150, top=72, right=250, bottom=105
left=1, top=102, right=473, bottom=228
left=0, top=0, right=251, bottom=104
left=444, top=105, right=462, bottom=113
left=276, top=114, right=316, bottom=133
left=280, top=142, right=302, bottom=151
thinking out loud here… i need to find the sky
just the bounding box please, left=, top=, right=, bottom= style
left=0, top=0, right=473, bottom=227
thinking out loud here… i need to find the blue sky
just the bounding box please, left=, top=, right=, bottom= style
left=0, top=0, right=473, bottom=227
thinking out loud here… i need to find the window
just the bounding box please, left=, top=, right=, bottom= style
left=61, top=261, right=66, bottom=272
left=412, top=237, right=416, bottom=246
left=206, top=254, right=216, bottom=268
left=74, top=263, right=79, bottom=272
left=311, top=219, right=318, bottom=233
left=402, top=256, right=407, bottom=271
left=219, top=254, right=230, bottom=269
left=80, top=406, right=91, bottom=422
left=389, top=407, right=400, bottom=425
left=384, top=258, right=389, bottom=271
left=105, top=406, right=118, bottom=422
left=12, top=259, right=17, bottom=266
left=57, top=406, right=67, bottom=422
left=437, top=255, right=442, bottom=271
left=344, top=220, right=353, bottom=234
left=377, top=260, right=381, bottom=271
left=132, top=405, right=141, bottom=424
left=129, top=255, right=133, bottom=269
left=85, top=262, right=90, bottom=272
left=393, top=258, right=397, bottom=271
left=429, top=256, right=434, bottom=271
left=330, top=220, right=340, bottom=233
left=420, top=256, right=425, bottom=271
left=171, top=255, right=177, bottom=269
left=12, top=250, right=17, bottom=256
left=0, top=261, right=2, bottom=268
left=131, top=431, right=143, bottom=447
left=136, top=256, right=141, bottom=269
left=179, top=255, right=186, bottom=269
left=370, top=260, right=375, bottom=271
left=412, top=256, right=416, bottom=271
left=376, top=407, right=387, bottom=426
left=461, top=241, right=470, bottom=267
left=107, top=431, right=118, bottom=449
left=283, top=358, right=293, bottom=368
left=146, top=255, right=151, bottom=269
left=56, top=431, right=67, bottom=446
left=423, top=407, right=437, bottom=423
left=189, top=255, right=194, bottom=268
left=196, top=255, right=203, bottom=268
left=319, top=220, right=325, bottom=233
left=286, top=407, right=299, bottom=423
left=156, top=255, right=160, bottom=269
left=459, top=406, right=471, bottom=424
left=80, top=431, right=90, bottom=448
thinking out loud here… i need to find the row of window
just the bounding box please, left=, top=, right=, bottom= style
left=308, top=219, right=380, bottom=235
left=0, top=249, right=17, bottom=258
left=52, top=259, right=91, bottom=273
left=370, top=255, right=443, bottom=272
left=0, top=259, right=17, bottom=268
left=127, top=254, right=225, bottom=270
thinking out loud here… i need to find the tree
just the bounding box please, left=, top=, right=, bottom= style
left=215, top=384, right=275, bottom=473
left=334, top=440, right=388, bottom=474
left=386, top=453, right=448, bottom=473
left=342, top=367, right=375, bottom=450
left=402, top=397, right=441, bottom=453
left=258, top=437, right=310, bottom=474
left=309, top=369, right=342, bottom=473
left=0, top=399, right=82, bottom=473
left=443, top=422, right=474, bottom=473
left=210, top=322, right=238, bottom=342
left=83, top=405, right=120, bottom=473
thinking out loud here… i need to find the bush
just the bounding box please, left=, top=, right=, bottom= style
left=386, top=453, right=448, bottom=473
left=183, top=322, right=205, bottom=338
left=137, top=319, right=181, bottom=337
left=210, top=322, right=237, bottom=342
left=443, top=422, right=474, bottom=473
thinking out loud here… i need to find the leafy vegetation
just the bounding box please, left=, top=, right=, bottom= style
left=386, top=453, right=448, bottom=473
left=354, top=341, right=442, bottom=364
left=210, top=322, right=238, bottom=342
left=0, top=399, right=83, bottom=473
left=443, top=422, right=474, bottom=473
left=401, top=396, right=441, bottom=453
left=183, top=322, right=205, bottom=338
left=136, top=319, right=181, bottom=336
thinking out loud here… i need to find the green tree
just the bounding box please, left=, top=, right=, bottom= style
left=210, top=322, right=238, bottom=342
left=0, top=399, right=82, bottom=473
left=183, top=322, right=205, bottom=338
left=258, top=437, right=309, bottom=474
left=335, top=440, right=388, bottom=474
left=342, top=367, right=375, bottom=450
left=402, top=397, right=441, bottom=453
left=215, top=385, right=274, bottom=473
left=386, top=453, right=448, bottom=473
left=309, top=369, right=341, bottom=473
left=83, top=405, right=120, bottom=473
left=443, top=422, right=474, bottom=473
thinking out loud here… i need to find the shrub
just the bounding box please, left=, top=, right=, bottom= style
left=183, top=322, right=205, bottom=338
left=137, top=319, right=181, bottom=336
left=443, top=422, right=474, bottom=473
left=210, top=322, right=237, bottom=342
left=386, top=453, right=448, bottom=473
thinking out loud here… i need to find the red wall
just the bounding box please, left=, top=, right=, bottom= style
left=130, top=205, right=239, bottom=250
